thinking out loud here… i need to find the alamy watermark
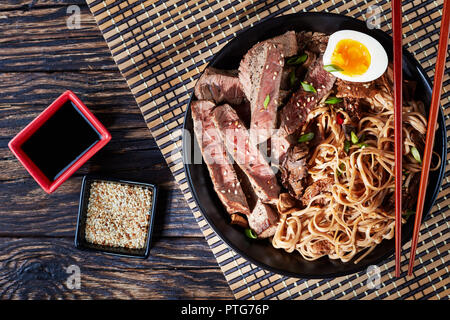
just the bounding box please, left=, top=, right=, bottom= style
left=67, top=5, right=81, bottom=30
left=366, top=5, right=382, bottom=30
left=366, top=265, right=381, bottom=290
left=65, top=264, right=81, bottom=290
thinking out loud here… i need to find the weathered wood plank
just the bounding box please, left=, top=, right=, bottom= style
left=0, top=71, right=148, bottom=134
left=0, top=5, right=116, bottom=71
left=0, top=0, right=86, bottom=10
left=0, top=177, right=201, bottom=238
left=0, top=237, right=233, bottom=299
left=0, top=71, right=200, bottom=238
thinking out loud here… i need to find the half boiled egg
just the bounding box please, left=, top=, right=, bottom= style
left=323, top=30, right=388, bottom=82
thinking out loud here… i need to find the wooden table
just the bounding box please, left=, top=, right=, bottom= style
left=0, top=0, right=233, bottom=299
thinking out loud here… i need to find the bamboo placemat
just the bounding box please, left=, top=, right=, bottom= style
left=86, top=0, right=450, bottom=299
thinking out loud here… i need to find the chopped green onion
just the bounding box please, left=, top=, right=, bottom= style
left=301, top=81, right=317, bottom=93
left=298, top=132, right=315, bottom=143
left=324, top=97, right=343, bottom=104
left=323, top=64, right=344, bottom=72
left=356, top=142, right=368, bottom=149
left=245, top=228, right=258, bottom=239
left=287, top=54, right=308, bottom=65
left=344, top=140, right=351, bottom=153
left=263, top=94, right=270, bottom=109
left=336, top=163, right=346, bottom=176
left=403, top=209, right=415, bottom=220
left=411, top=147, right=422, bottom=164
left=351, top=131, right=359, bottom=144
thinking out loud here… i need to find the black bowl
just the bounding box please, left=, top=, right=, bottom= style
left=75, top=175, right=157, bottom=259
left=182, top=12, right=447, bottom=278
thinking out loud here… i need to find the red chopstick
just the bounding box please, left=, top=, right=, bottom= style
left=392, top=0, right=403, bottom=278
left=408, top=0, right=450, bottom=276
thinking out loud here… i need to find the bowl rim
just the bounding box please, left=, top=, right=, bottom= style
left=181, top=12, right=447, bottom=278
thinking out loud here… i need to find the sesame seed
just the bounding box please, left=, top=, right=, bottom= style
left=84, top=181, right=152, bottom=250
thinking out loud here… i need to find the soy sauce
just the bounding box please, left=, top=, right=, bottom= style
left=22, top=101, right=102, bottom=181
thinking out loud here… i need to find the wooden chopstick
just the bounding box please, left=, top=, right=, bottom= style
left=408, top=0, right=450, bottom=276
left=392, top=0, right=403, bottom=278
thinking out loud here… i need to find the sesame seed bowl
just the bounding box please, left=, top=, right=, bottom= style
left=75, top=175, right=157, bottom=259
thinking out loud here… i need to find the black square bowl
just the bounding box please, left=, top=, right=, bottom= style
left=75, top=175, right=157, bottom=258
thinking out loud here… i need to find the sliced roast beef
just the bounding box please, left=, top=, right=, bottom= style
left=239, top=41, right=285, bottom=144
left=212, top=104, right=280, bottom=204
left=238, top=31, right=298, bottom=145
left=301, top=177, right=334, bottom=206
left=194, top=67, right=245, bottom=105
left=270, top=129, right=294, bottom=166
left=191, top=100, right=250, bottom=215
left=296, top=31, right=329, bottom=54
left=280, top=56, right=336, bottom=136
left=268, top=30, right=298, bottom=57
left=280, top=144, right=309, bottom=200
left=248, top=200, right=279, bottom=238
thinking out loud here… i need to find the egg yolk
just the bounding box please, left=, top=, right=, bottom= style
left=331, top=39, right=371, bottom=76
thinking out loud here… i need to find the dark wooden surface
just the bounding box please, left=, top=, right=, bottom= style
left=0, top=0, right=233, bottom=299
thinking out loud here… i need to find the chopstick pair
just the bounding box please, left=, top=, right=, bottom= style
left=408, top=0, right=450, bottom=276
left=391, top=0, right=450, bottom=277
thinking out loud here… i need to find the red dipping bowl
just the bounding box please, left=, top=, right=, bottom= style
left=8, top=90, right=111, bottom=194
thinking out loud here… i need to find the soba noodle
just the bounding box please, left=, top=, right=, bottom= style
left=272, top=74, right=439, bottom=263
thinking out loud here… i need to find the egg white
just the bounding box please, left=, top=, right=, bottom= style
left=322, top=30, right=388, bottom=83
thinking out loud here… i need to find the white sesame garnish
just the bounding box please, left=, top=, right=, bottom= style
left=84, top=181, right=153, bottom=250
